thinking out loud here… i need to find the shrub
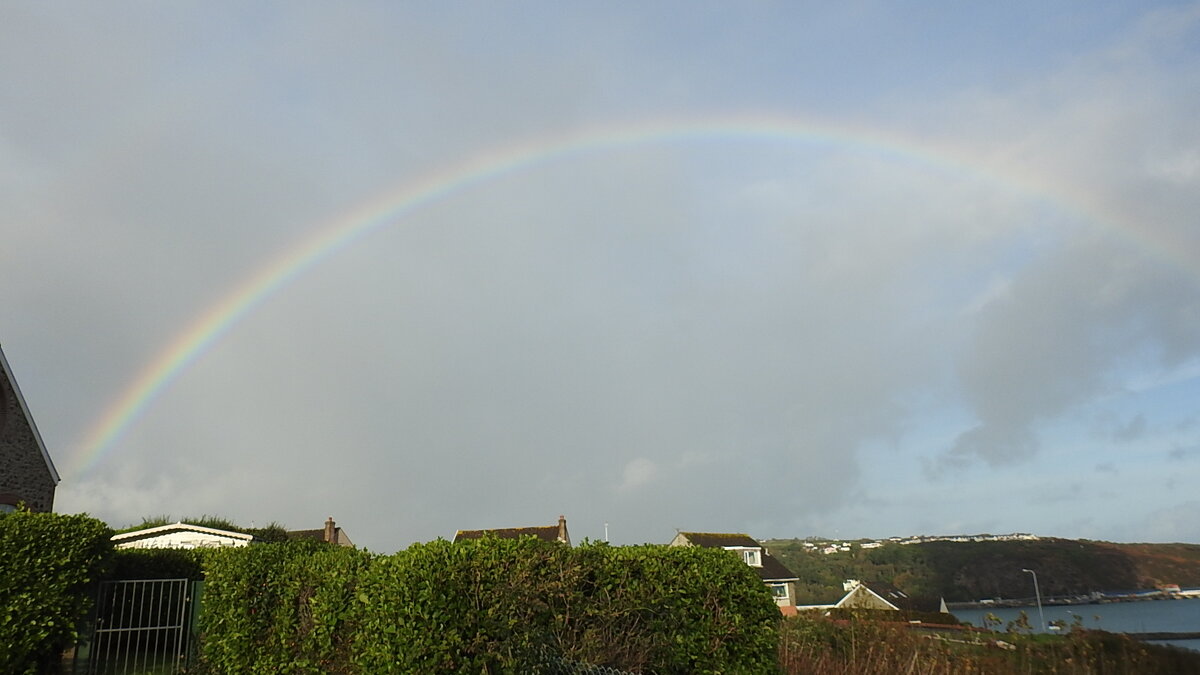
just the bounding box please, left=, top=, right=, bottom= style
left=355, top=539, right=780, bottom=674
left=0, top=511, right=114, bottom=675
left=353, top=537, right=569, bottom=673
left=197, top=537, right=780, bottom=674
left=568, top=543, right=780, bottom=673
left=197, top=541, right=369, bottom=674
left=110, top=547, right=206, bottom=581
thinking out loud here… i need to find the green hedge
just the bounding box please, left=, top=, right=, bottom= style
left=572, top=544, right=781, bottom=673
left=197, top=538, right=780, bottom=674
left=110, top=547, right=207, bottom=581
left=198, top=540, right=366, bottom=674
left=0, top=511, right=114, bottom=675
left=353, top=537, right=579, bottom=672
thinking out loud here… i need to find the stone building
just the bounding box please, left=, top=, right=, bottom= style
left=0, top=344, right=60, bottom=512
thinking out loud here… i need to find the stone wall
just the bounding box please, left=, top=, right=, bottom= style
left=0, top=369, right=56, bottom=512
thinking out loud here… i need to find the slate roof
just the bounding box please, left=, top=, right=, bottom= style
left=454, top=516, right=570, bottom=545
left=758, top=553, right=800, bottom=582
left=676, top=532, right=799, bottom=582
left=677, top=532, right=761, bottom=548
left=288, top=527, right=353, bottom=546
left=454, top=525, right=561, bottom=542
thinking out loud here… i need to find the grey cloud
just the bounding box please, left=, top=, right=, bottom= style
left=943, top=238, right=1198, bottom=466
left=3, top=4, right=1198, bottom=550
left=929, top=9, right=1200, bottom=470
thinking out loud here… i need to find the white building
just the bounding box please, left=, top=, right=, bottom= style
left=111, top=522, right=254, bottom=549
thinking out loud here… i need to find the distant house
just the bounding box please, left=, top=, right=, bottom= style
left=288, top=516, right=354, bottom=547
left=111, top=522, right=255, bottom=550
left=668, top=532, right=800, bottom=609
left=0, top=344, right=59, bottom=513
left=454, top=515, right=570, bottom=545
left=836, top=579, right=948, bottom=614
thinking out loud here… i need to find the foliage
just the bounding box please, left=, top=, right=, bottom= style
left=0, top=510, right=114, bottom=675
left=778, top=614, right=1200, bottom=675
left=245, top=522, right=292, bottom=543
left=568, top=543, right=780, bottom=673
left=764, top=537, right=1168, bottom=603
left=1102, top=541, right=1200, bottom=588
left=353, top=536, right=566, bottom=673
left=197, top=540, right=368, bottom=674
left=109, top=547, right=207, bottom=581
left=825, top=607, right=959, bottom=626
left=197, top=537, right=779, bottom=674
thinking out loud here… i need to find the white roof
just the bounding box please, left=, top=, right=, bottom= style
left=111, top=522, right=255, bottom=543
left=0, top=344, right=60, bottom=484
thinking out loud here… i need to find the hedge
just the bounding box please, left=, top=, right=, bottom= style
left=197, top=538, right=781, bottom=674
left=109, top=547, right=207, bottom=581
left=0, top=511, right=114, bottom=675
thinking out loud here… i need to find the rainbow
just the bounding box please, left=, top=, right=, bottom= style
left=67, top=112, right=1196, bottom=479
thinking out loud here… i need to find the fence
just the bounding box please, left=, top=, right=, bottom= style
left=75, top=578, right=201, bottom=675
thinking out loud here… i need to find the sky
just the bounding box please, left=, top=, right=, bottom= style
left=2, top=2, right=1199, bottom=552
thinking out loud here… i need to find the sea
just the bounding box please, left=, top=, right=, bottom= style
left=952, top=599, right=1200, bottom=652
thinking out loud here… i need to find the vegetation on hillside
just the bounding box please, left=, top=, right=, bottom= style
left=779, top=614, right=1200, bottom=674
left=764, top=538, right=1200, bottom=604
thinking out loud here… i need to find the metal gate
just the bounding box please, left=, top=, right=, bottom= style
left=78, top=578, right=199, bottom=675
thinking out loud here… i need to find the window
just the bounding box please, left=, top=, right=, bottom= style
left=770, top=583, right=789, bottom=600
left=723, top=545, right=763, bottom=567
left=741, top=548, right=761, bottom=566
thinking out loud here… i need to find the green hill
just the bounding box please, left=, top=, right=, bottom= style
left=762, top=538, right=1200, bottom=604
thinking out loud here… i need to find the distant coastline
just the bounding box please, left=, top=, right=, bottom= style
left=949, top=591, right=1200, bottom=610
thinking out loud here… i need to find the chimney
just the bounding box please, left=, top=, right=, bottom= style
left=324, top=516, right=336, bottom=544
left=557, top=514, right=570, bottom=546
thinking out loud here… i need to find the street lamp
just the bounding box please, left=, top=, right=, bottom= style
left=1021, top=568, right=1046, bottom=632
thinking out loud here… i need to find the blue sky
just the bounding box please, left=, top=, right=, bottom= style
left=2, top=2, right=1198, bottom=551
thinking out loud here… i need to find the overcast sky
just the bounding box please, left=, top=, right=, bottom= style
left=3, top=3, right=1199, bottom=552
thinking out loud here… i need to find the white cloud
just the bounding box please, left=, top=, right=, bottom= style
left=619, top=458, right=658, bottom=493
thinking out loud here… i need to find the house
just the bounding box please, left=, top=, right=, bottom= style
left=668, top=532, right=800, bottom=609
left=111, top=522, right=255, bottom=549
left=0, top=343, right=59, bottom=513
left=836, top=579, right=948, bottom=614
left=454, top=514, right=570, bottom=545
left=288, top=516, right=354, bottom=547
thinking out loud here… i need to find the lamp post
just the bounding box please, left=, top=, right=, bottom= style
left=1021, top=568, right=1046, bottom=632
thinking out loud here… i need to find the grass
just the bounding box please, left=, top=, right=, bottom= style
left=778, top=614, right=1200, bottom=674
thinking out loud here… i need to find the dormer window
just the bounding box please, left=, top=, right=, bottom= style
left=723, top=546, right=762, bottom=567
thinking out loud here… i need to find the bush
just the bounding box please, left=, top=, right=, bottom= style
left=197, top=538, right=781, bottom=674
left=198, top=540, right=368, bottom=674
left=110, top=547, right=206, bottom=581
left=567, top=543, right=780, bottom=673
left=0, top=511, right=114, bottom=675
left=353, top=537, right=579, bottom=673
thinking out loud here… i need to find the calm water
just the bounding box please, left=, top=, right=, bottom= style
left=952, top=599, right=1200, bottom=651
